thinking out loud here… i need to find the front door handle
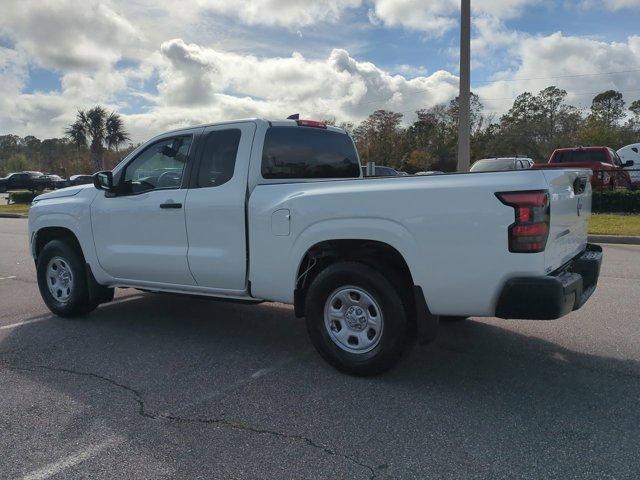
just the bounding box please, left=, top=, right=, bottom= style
left=160, top=201, right=182, bottom=209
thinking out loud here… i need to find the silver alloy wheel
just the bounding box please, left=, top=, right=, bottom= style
left=323, top=286, right=384, bottom=354
left=46, top=256, right=74, bottom=303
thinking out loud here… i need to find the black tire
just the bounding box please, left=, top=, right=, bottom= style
left=305, top=261, right=410, bottom=376
left=440, top=316, right=468, bottom=322
left=36, top=239, right=98, bottom=317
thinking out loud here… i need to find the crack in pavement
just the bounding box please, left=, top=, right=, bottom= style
left=161, top=414, right=379, bottom=479
left=2, top=362, right=380, bottom=479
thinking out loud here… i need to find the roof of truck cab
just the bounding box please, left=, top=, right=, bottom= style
left=158, top=118, right=347, bottom=136
left=553, top=146, right=609, bottom=152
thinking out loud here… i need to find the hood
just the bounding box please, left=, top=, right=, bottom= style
left=33, top=183, right=95, bottom=202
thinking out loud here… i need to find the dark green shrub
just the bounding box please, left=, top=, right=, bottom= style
left=9, top=191, right=38, bottom=204
left=592, top=190, right=640, bottom=213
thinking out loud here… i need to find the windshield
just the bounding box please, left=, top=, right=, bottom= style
left=470, top=159, right=515, bottom=172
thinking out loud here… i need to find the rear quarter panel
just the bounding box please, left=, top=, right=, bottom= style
left=248, top=171, right=552, bottom=317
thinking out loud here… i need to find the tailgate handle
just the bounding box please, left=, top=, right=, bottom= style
left=573, top=177, right=587, bottom=195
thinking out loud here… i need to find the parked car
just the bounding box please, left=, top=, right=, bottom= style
left=534, top=147, right=634, bottom=188
left=69, top=174, right=95, bottom=186
left=55, top=174, right=95, bottom=189
left=617, top=144, right=640, bottom=189
left=415, top=171, right=444, bottom=176
left=470, top=157, right=534, bottom=172
left=29, top=117, right=601, bottom=375
left=0, top=171, right=44, bottom=192
left=361, top=165, right=399, bottom=177
left=34, top=174, right=64, bottom=190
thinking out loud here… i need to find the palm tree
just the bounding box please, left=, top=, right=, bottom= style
left=65, top=106, right=130, bottom=170
left=105, top=111, right=129, bottom=152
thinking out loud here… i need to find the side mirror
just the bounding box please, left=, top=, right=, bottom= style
left=160, top=145, right=178, bottom=158
left=93, top=171, right=114, bottom=191
left=623, top=160, right=635, bottom=168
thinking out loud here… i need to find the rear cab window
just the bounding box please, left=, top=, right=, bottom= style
left=552, top=150, right=609, bottom=164
left=261, top=126, right=360, bottom=180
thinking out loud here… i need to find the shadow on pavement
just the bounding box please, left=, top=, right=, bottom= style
left=1, top=293, right=639, bottom=479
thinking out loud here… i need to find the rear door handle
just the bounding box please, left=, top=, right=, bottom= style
left=159, top=202, right=182, bottom=209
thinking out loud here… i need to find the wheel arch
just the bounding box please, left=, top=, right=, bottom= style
left=293, top=238, right=438, bottom=344
left=34, top=226, right=85, bottom=262
left=293, top=238, right=415, bottom=318
left=295, top=238, right=414, bottom=290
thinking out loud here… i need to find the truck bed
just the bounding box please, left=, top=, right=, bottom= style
left=248, top=168, right=591, bottom=317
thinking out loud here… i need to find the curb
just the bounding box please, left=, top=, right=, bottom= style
left=588, top=235, right=640, bottom=245
left=0, top=213, right=28, bottom=219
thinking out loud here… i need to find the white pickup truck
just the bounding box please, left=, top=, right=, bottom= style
left=29, top=118, right=602, bottom=375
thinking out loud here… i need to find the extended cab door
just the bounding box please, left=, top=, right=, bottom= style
left=90, top=131, right=200, bottom=285
left=184, top=122, right=256, bottom=291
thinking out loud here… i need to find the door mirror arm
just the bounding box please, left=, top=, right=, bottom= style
left=623, top=160, right=634, bottom=168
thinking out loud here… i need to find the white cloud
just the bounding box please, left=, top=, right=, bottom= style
left=0, top=0, right=141, bottom=71
left=0, top=37, right=460, bottom=141
left=3, top=0, right=639, bottom=144
left=369, top=0, right=539, bottom=34
left=146, top=39, right=459, bottom=130
left=477, top=33, right=640, bottom=113
left=0, top=51, right=135, bottom=138
left=197, top=0, right=362, bottom=28
left=579, top=0, right=640, bottom=10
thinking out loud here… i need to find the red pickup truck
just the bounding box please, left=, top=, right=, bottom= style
left=534, top=147, right=635, bottom=189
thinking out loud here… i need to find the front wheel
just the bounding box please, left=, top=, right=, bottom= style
left=36, top=240, right=98, bottom=317
left=305, top=262, right=410, bottom=376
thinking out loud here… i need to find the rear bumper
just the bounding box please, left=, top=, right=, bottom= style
left=495, top=244, right=602, bottom=320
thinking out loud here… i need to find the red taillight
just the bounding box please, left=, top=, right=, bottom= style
left=496, top=190, right=550, bottom=253
left=296, top=119, right=327, bottom=129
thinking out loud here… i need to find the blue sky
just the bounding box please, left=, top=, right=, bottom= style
left=1, top=0, right=640, bottom=141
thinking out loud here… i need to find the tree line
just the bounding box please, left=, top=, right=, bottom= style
left=345, top=87, right=640, bottom=173
left=1, top=87, right=639, bottom=177
left=0, top=106, right=133, bottom=177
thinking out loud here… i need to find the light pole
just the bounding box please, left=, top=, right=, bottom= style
left=457, top=0, right=471, bottom=172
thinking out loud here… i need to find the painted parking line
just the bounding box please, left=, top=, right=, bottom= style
left=162, top=352, right=312, bottom=418
left=0, top=315, right=50, bottom=331
left=21, top=436, right=124, bottom=480
left=0, top=275, right=17, bottom=281
left=0, top=295, right=145, bottom=330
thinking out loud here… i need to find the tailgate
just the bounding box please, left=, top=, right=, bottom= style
left=542, top=169, right=591, bottom=273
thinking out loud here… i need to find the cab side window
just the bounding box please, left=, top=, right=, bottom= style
left=123, top=136, right=192, bottom=194
left=196, top=129, right=241, bottom=188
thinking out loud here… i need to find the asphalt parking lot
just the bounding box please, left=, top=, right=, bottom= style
left=1, top=217, right=639, bottom=479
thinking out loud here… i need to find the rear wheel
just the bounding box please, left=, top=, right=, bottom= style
left=305, top=262, right=410, bottom=376
left=37, top=240, right=98, bottom=317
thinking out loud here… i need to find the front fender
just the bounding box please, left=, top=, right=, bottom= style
left=28, top=192, right=110, bottom=284
left=29, top=211, right=85, bottom=260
